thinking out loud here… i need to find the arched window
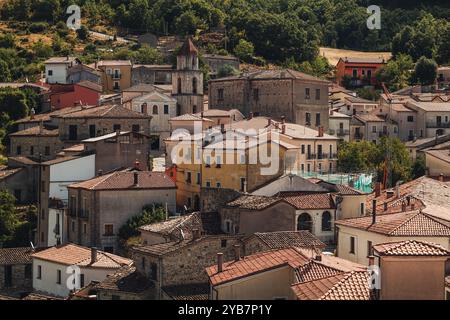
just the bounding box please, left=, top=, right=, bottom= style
left=297, top=213, right=313, bottom=232
left=141, top=103, right=147, bottom=114
left=321, top=211, right=332, bottom=231
left=192, top=77, right=197, bottom=94
left=152, top=105, right=158, bottom=115
left=177, top=77, right=182, bottom=94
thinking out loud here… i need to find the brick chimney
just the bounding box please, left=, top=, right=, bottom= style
left=217, top=253, right=223, bottom=273
left=234, top=244, right=241, bottom=262
left=281, top=124, right=286, bottom=134
left=401, top=201, right=407, bottom=212
left=439, top=173, right=444, bottom=182
left=281, top=116, right=286, bottom=124
left=383, top=202, right=388, bottom=211
left=372, top=199, right=377, bottom=224
left=318, top=126, right=324, bottom=137
left=90, top=247, right=98, bottom=264
left=267, top=118, right=272, bottom=126
left=134, top=160, right=140, bottom=170
left=368, top=255, right=375, bottom=266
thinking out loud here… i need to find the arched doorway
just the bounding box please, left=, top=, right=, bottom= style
left=297, top=213, right=313, bottom=233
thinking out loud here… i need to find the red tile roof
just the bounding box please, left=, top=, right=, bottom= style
left=294, top=260, right=343, bottom=283
left=9, top=127, right=59, bottom=137
left=248, top=231, right=326, bottom=250
left=292, top=271, right=373, bottom=300
left=373, top=240, right=450, bottom=256
left=55, top=104, right=150, bottom=119
left=206, top=248, right=309, bottom=286
left=178, top=38, right=198, bottom=56
left=31, top=244, right=132, bottom=269
left=281, top=193, right=335, bottom=209
left=335, top=210, right=450, bottom=236
left=68, top=171, right=176, bottom=190
left=0, top=247, right=35, bottom=265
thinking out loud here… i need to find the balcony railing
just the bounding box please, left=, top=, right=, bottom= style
left=79, top=210, right=89, bottom=219
left=307, top=154, right=316, bottom=160
left=426, top=122, right=450, bottom=128
left=354, top=133, right=364, bottom=140
left=337, top=129, right=350, bottom=136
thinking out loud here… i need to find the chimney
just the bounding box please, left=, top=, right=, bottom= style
left=90, top=247, right=98, bottom=264
left=330, top=109, right=334, bottom=116
left=248, top=112, right=253, bottom=120
left=372, top=199, right=377, bottom=224
left=411, top=203, right=415, bottom=210
left=375, top=182, right=381, bottom=197
left=217, top=253, right=223, bottom=273
left=386, top=190, right=394, bottom=199
left=98, top=169, right=103, bottom=176
left=220, top=123, right=225, bottom=134
left=233, top=244, right=241, bottom=262
left=318, top=126, right=324, bottom=137
left=395, top=183, right=400, bottom=198
left=368, top=255, right=375, bottom=266
left=406, top=195, right=411, bottom=206
left=133, top=172, right=139, bottom=186
left=30, top=107, right=35, bottom=120
left=192, top=229, right=200, bottom=240
left=281, top=116, right=286, bottom=124
left=439, top=173, right=444, bottom=182
left=282, top=124, right=286, bottom=134
left=134, top=160, right=140, bottom=170
left=401, top=201, right=407, bottom=212
left=267, top=118, right=272, bottom=126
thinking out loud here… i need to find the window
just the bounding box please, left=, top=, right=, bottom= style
left=216, top=156, right=222, bottom=168
left=71, top=221, right=75, bottom=232
left=315, top=88, right=320, bottom=100
left=69, top=125, right=78, bottom=140
left=152, top=105, right=158, bottom=115
left=307, top=163, right=311, bottom=172
left=113, top=124, right=121, bottom=131
left=218, top=88, right=224, bottom=101
left=16, top=145, right=21, bottom=155
left=216, top=182, right=222, bottom=188
left=350, top=237, right=355, bottom=254
left=205, top=156, right=211, bottom=167
left=192, top=105, right=197, bottom=113
left=164, top=105, right=169, bottom=114
left=360, top=203, right=365, bottom=216
left=305, top=88, right=310, bottom=99
left=297, top=213, right=313, bottom=232
left=321, top=211, right=332, bottom=231
left=132, top=124, right=140, bottom=132
left=372, top=126, right=377, bottom=133
left=221, top=239, right=227, bottom=248
left=30, top=146, right=34, bottom=156
left=196, top=172, right=201, bottom=185
left=186, top=172, right=192, bottom=183
left=83, top=223, right=87, bottom=234
left=177, top=77, right=182, bottom=94
left=113, top=81, right=120, bottom=90
left=301, top=145, right=305, bottom=154
left=113, top=69, right=120, bottom=79
left=37, top=265, right=42, bottom=279
left=253, top=88, right=259, bottom=101
left=44, top=146, right=50, bottom=156
left=104, top=224, right=114, bottom=236
left=70, top=196, right=76, bottom=215
left=48, top=70, right=53, bottom=76
left=89, top=124, right=96, bottom=138
left=150, top=263, right=157, bottom=281
left=305, top=113, right=311, bottom=125
left=301, top=164, right=304, bottom=173
left=352, top=69, right=358, bottom=78
left=407, top=116, right=414, bottom=122
left=79, top=274, right=85, bottom=288
left=192, top=77, right=197, bottom=94
left=57, top=269, right=61, bottom=284
left=240, top=177, right=246, bottom=192
left=315, top=113, right=321, bottom=126
left=367, top=241, right=373, bottom=257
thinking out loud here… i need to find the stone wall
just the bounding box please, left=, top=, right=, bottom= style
left=9, top=135, right=63, bottom=161
left=0, top=264, right=32, bottom=290
left=200, top=187, right=241, bottom=213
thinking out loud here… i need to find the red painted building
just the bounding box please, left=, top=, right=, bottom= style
left=336, top=57, right=387, bottom=87
left=49, top=80, right=102, bottom=110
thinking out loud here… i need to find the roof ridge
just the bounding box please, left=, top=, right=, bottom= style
left=319, top=271, right=365, bottom=300
left=293, top=270, right=346, bottom=287
left=388, top=211, right=449, bottom=235
left=90, top=172, right=117, bottom=189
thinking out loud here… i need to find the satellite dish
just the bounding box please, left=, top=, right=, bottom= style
left=30, top=242, right=35, bottom=250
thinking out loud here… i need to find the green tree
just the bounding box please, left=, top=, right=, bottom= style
left=0, top=60, right=12, bottom=82
left=413, top=56, right=438, bottom=86
left=32, top=39, right=54, bottom=59
left=412, top=154, right=426, bottom=179
left=132, top=46, right=163, bottom=64
left=337, top=140, right=378, bottom=172
left=217, top=64, right=239, bottom=78
left=375, top=137, right=412, bottom=186
left=76, top=25, right=89, bottom=40
left=175, top=10, right=206, bottom=35
left=233, top=39, right=254, bottom=63
left=0, top=88, right=29, bottom=120
left=0, top=33, right=16, bottom=48
left=118, top=204, right=167, bottom=241
left=0, top=190, right=19, bottom=246
left=376, top=54, right=414, bottom=91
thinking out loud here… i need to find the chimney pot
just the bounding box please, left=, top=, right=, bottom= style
left=282, top=124, right=286, bottom=134
left=401, top=201, right=407, bottom=212
left=318, top=126, right=324, bottom=137
left=217, top=253, right=223, bottom=273
left=281, top=116, right=286, bottom=124
left=234, top=244, right=241, bottom=262
left=267, top=118, right=271, bottom=126
left=439, top=173, right=444, bottom=182
left=134, top=160, right=140, bottom=170
left=91, top=247, right=97, bottom=264
left=368, top=255, right=375, bottom=267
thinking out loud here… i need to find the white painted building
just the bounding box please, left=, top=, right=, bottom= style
left=44, top=57, right=80, bottom=84
left=31, top=244, right=133, bottom=298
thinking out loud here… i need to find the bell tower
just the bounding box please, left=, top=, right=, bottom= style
left=172, top=37, right=204, bottom=115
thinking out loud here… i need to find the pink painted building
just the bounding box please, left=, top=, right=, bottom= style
left=49, top=81, right=102, bottom=110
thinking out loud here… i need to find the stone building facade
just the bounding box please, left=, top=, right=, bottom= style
left=54, top=105, right=151, bottom=144
left=132, top=64, right=173, bottom=86
left=208, top=69, right=330, bottom=130
left=132, top=234, right=241, bottom=299
left=0, top=247, right=34, bottom=292
left=8, top=126, right=62, bottom=161
left=171, top=38, right=204, bottom=116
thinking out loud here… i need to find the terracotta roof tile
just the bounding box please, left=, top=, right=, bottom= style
left=56, top=104, right=150, bottom=119
left=0, top=167, right=22, bottom=180
left=294, top=261, right=343, bottom=283
left=69, top=171, right=175, bottom=190
left=162, top=283, right=209, bottom=300
left=206, top=248, right=309, bottom=286
left=31, top=244, right=132, bottom=269
left=9, top=127, right=59, bottom=137
left=335, top=211, right=450, bottom=236
left=373, top=240, right=450, bottom=256
left=292, top=271, right=374, bottom=300
left=226, top=195, right=285, bottom=210
left=178, top=38, right=198, bottom=56
left=0, top=247, right=34, bottom=265
left=281, top=193, right=335, bottom=209
left=96, top=266, right=153, bottom=293
left=249, top=231, right=326, bottom=250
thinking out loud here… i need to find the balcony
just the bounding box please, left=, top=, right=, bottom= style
left=317, top=153, right=327, bottom=160
left=79, top=210, right=89, bottom=219
left=426, top=122, right=450, bottom=128
left=354, top=133, right=364, bottom=140
left=307, top=154, right=316, bottom=160
left=337, top=129, right=349, bottom=136
left=111, top=73, right=121, bottom=80
left=378, top=131, right=389, bottom=137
